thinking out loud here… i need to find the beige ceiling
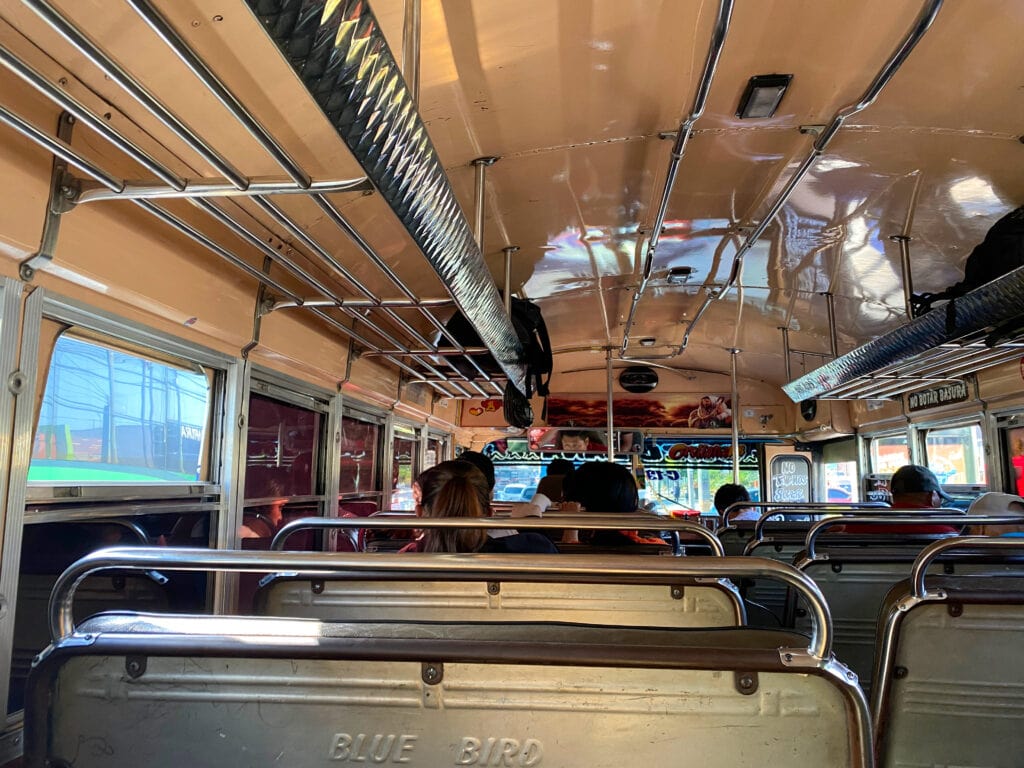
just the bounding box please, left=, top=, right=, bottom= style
left=1, top=0, right=1021, bottom=392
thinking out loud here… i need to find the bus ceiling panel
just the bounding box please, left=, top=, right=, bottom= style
left=416, top=0, right=723, bottom=164
left=833, top=1, right=1024, bottom=136
left=689, top=1, right=929, bottom=133
left=783, top=265, right=1024, bottom=402
left=413, top=0, right=928, bottom=160
left=478, top=132, right=809, bottom=297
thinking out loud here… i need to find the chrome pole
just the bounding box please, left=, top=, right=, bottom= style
left=911, top=537, right=1024, bottom=598
left=891, top=235, right=915, bottom=319
left=502, top=245, right=518, bottom=315
left=0, top=43, right=183, bottom=189
left=50, top=546, right=831, bottom=658
left=606, top=347, right=615, bottom=462
left=730, top=349, right=740, bottom=483
left=824, top=292, right=839, bottom=358
left=803, top=516, right=1016, bottom=562
left=401, top=0, right=422, bottom=104
left=77, top=175, right=371, bottom=204
left=620, top=0, right=733, bottom=354
left=270, top=298, right=456, bottom=312
left=780, top=327, right=792, bottom=381
left=363, top=347, right=491, bottom=357
left=0, top=104, right=121, bottom=191
left=272, top=515, right=725, bottom=555
left=472, top=157, right=498, bottom=248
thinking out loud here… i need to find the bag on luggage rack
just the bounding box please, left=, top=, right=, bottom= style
left=911, top=204, right=1024, bottom=317
left=441, top=297, right=553, bottom=398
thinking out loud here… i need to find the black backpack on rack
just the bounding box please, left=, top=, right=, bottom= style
left=911, top=205, right=1024, bottom=317
left=442, top=297, right=553, bottom=398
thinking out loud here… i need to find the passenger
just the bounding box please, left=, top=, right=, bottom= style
left=714, top=483, right=757, bottom=525
left=531, top=458, right=574, bottom=509
left=965, top=492, right=1024, bottom=536
left=403, top=461, right=556, bottom=553
left=561, top=461, right=666, bottom=547
left=455, top=450, right=496, bottom=495
left=557, top=430, right=606, bottom=453
left=845, top=464, right=959, bottom=535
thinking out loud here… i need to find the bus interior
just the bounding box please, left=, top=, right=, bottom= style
left=0, top=0, right=1022, bottom=765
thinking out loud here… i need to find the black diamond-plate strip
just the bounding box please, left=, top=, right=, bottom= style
left=783, top=264, right=1024, bottom=401
left=246, top=0, right=526, bottom=391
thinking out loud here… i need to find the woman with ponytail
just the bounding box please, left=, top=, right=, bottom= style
left=403, top=460, right=557, bottom=554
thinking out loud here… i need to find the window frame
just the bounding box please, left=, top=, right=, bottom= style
left=0, top=290, right=237, bottom=722
left=918, top=419, right=989, bottom=490
left=339, top=405, right=386, bottom=503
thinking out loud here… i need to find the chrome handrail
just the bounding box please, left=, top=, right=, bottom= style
left=679, top=0, right=944, bottom=355
left=49, top=547, right=832, bottom=659
left=720, top=500, right=888, bottom=529
left=912, top=536, right=1024, bottom=598
left=871, top=535, right=1024, bottom=729
left=620, top=0, right=733, bottom=354
left=801, top=515, right=1017, bottom=561
left=272, top=515, right=724, bottom=556
left=750, top=505, right=961, bottom=542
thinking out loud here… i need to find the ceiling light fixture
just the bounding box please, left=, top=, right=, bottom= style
left=737, top=74, right=793, bottom=119
left=639, top=338, right=657, bottom=347
left=666, top=266, right=696, bottom=285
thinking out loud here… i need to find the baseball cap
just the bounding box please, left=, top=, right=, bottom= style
left=967, top=491, right=1024, bottom=517
left=889, top=464, right=954, bottom=501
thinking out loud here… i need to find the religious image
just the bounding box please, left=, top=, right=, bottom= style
left=547, top=395, right=732, bottom=429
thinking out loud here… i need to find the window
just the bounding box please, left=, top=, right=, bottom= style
left=340, top=414, right=381, bottom=496
left=244, top=393, right=320, bottom=500
left=925, top=424, right=986, bottom=485
left=29, top=334, right=211, bottom=483
left=822, top=438, right=859, bottom=503
left=869, top=434, right=909, bottom=475
left=391, top=427, right=421, bottom=510
left=426, top=435, right=446, bottom=469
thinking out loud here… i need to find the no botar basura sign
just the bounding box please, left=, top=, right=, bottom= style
left=906, top=380, right=969, bottom=413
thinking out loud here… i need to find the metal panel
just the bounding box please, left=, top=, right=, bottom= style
left=256, top=579, right=743, bottom=629
left=879, top=600, right=1024, bottom=767
left=0, top=286, right=42, bottom=718
left=243, top=0, right=526, bottom=392
left=29, top=613, right=868, bottom=767
left=213, top=358, right=250, bottom=613
left=323, top=390, right=344, bottom=523
left=39, top=292, right=234, bottom=371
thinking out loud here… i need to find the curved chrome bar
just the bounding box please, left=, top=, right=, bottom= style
left=912, top=536, right=1024, bottom=598
left=802, top=515, right=1011, bottom=560
left=749, top=504, right=961, bottom=542
left=813, top=0, right=944, bottom=149
left=272, top=515, right=724, bottom=556
left=677, top=0, right=943, bottom=352
left=49, top=547, right=831, bottom=658
left=620, top=0, right=733, bottom=354
left=720, top=500, right=888, bottom=529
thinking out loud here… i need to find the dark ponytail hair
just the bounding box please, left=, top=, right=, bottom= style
left=416, top=460, right=490, bottom=552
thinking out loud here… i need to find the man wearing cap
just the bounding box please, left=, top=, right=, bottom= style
left=846, top=465, right=959, bottom=535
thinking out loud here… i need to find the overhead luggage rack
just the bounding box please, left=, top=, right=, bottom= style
left=783, top=264, right=1024, bottom=401
left=0, top=0, right=526, bottom=399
